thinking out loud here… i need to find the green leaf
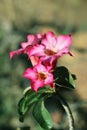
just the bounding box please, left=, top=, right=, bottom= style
left=23, top=86, right=55, bottom=97
left=53, top=66, right=76, bottom=89
left=18, top=86, right=54, bottom=122
left=18, top=89, right=39, bottom=122
left=18, top=97, right=28, bottom=122
left=33, top=97, right=53, bottom=130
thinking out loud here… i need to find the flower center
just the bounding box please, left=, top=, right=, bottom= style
left=38, top=72, right=47, bottom=80
left=45, top=49, right=56, bottom=56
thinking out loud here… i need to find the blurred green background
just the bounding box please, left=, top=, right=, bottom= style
left=0, top=0, right=87, bottom=130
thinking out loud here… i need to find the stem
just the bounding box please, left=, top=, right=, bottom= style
left=55, top=93, right=75, bottom=130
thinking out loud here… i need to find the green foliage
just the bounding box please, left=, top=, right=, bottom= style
left=18, top=88, right=40, bottom=122
left=53, top=66, right=76, bottom=90
left=33, top=97, right=53, bottom=130
left=18, top=86, right=54, bottom=124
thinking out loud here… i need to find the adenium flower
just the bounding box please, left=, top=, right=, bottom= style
left=29, top=32, right=72, bottom=64
left=9, top=31, right=73, bottom=92
left=9, top=34, right=42, bottom=58
left=23, top=63, right=54, bottom=92
left=9, top=33, right=42, bottom=66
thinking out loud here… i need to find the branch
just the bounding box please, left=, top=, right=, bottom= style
left=55, top=93, right=75, bottom=130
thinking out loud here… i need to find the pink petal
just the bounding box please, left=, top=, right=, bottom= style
left=40, top=55, right=57, bottom=67
left=34, top=63, right=48, bottom=73
left=29, top=56, right=39, bottom=66
left=56, top=34, right=72, bottom=50
left=46, top=31, right=55, bottom=42
left=21, top=42, right=28, bottom=49
left=42, top=32, right=56, bottom=49
left=31, top=80, right=44, bottom=92
left=23, top=68, right=37, bottom=80
left=21, top=35, right=36, bottom=49
left=9, top=48, right=24, bottom=59
left=36, top=33, right=42, bottom=39
left=27, top=34, right=35, bottom=43
left=56, top=48, right=69, bottom=56
left=29, top=44, right=45, bottom=57
left=45, top=73, right=53, bottom=86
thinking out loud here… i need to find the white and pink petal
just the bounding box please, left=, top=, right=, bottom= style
left=31, top=80, right=44, bottom=92
left=9, top=48, right=24, bottom=59
left=23, top=68, right=37, bottom=80
left=29, top=45, right=45, bottom=57
left=56, top=34, right=72, bottom=50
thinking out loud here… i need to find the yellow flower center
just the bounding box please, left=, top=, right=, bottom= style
left=38, top=72, right=47, bottom=80
left=45, top=49, right=56, bottom=56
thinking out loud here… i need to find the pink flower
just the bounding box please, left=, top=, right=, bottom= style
left=9, top=33, right=42, bottom=59
left=29, top=32, right=72, bottom=64
left=9, top=48, right=24, bottom=59
left=23, top=63, right=54, bottom=92
left=29, top=56, right=39, bottom=66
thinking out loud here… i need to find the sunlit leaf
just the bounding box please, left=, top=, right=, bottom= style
left=33, top=97, right=53, bottom=129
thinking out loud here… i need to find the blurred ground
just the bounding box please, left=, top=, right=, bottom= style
left=0, top=0, right=87, bottom=30
left=0, top=0, right=87, bottom=130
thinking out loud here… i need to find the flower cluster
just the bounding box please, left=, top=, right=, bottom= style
left=9, top=31, right=72, bottom=92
